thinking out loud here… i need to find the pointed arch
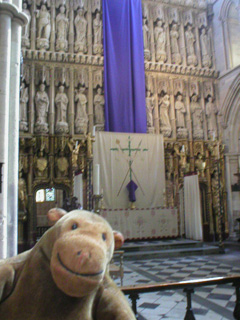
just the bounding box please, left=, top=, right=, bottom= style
left=222, top=72, right=240, bottom=152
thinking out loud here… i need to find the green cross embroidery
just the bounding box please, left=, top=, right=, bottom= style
left=110, top=136, right=148, bottom=196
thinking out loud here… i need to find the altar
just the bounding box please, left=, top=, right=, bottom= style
left=101, top=207, right=178, bottom=240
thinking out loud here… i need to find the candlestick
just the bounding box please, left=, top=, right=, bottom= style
left=93, top=164, right=100, bottom=195
left=92, top=126, right=96, bottom=137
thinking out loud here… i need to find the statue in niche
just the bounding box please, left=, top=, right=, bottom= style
left=75, top=87, right=88, bottom=134
left=18, top=171, right=28, bottom=212
left=55, top=151, right=69, bottom=178
left=206, top=96, right=218, bottom=140
left=55, top=85, right=69, bottom=133
left=93, top=12, right=103, bottom=54
left=185, top=25, right=197, bottom=66
left=200, top=27, right=212, bottom=68
left=143, top=18, right=150, bottom=60
left=175, top=94, right=186, bottom=129
left=154, top=20, right=167, bottom=63
left=22, top=2, right=31, bottom=48
left=35, top=83, right=49, bottom=133
left=94, top=87, right=105, bottom=125
left=36, top=4, right=51, bottom=50
left=146, top=90, right=154, bottom=128
left=34, top=150, right=48, bottom=178
left=195, top=153, right=205, bottom=178
left=20, top=82, right=29, bottom=132
left=190, top=94, right=203, bottom=139
left=159, top=94, right=172, bottom=137
left=56, top=5, right=69, bottom=52
left=75, top=8, right=87, bottom=53
left=170, top=23, right=182, bottom=64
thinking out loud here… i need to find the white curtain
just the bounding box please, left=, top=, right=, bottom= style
left=184, top=175, right=203, bottom=241
left=93, top=132, right=165, bottom=209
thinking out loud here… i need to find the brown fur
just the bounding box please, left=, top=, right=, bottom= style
left=0, top=210, right=136, bottom=320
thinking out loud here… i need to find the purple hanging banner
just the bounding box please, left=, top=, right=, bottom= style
left=102, top=0, right=147, bottom=133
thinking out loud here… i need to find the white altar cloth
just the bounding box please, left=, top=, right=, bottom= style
left=101, top=207, right=178, bottom=240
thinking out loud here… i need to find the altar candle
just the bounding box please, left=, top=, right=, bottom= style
left=93, top=164, right=100, bottom=195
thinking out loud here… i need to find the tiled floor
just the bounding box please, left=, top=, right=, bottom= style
left=113, top=242, right=240, bottom=320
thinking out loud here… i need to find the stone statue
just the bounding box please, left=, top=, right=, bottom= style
left=22, top=2, right=31, bottom=48
left=55, top=151, right=69, bottom=178
left=175, top=94, right=186, bottom=128
left=55, top=86, right=69, bottom=133
left=35, top=83, right=49, bottom=133
left=185, top=25, right=197, bottom=66
left=34, top=151, right=48, bottom=178
left=75, top=87, right=88, bottom=134
left=170, top=23, right=181, bottom=64
left=206, top=96, right=218, bottom=140
left=20, top=82, right=29, bottom=132
left=159, top=94, right=172, bottom=137
left=159, top=94, right=171, bottom=128
left=143, top=18, right=150, bottom=60
left=75, top=8, right=87, bottom=53
left=18, top=171, right=27, bottom=212
left=93, top=12, right=103, bottom=54
left=200, top=27, right=212, bottom=67
left=94, top=87, right=105, bottom=125
left=56, top=5, right=69, bottom=52
left=154, top=20, right=167, bottom=63
left=190, top=95, right=203, bottom=139
left=146, top=90, right=154, bottom=128
left=36, top=4, right=51, bottom=50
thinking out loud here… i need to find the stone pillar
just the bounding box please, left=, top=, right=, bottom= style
left=0, top=2, right=28, bottom=259
left=7, top=17, right=22, bottom=257
left=69, top=69, right=75, bottom=135
left=225, top=155, right=234, bottom=238
left=49, top=67, right=55, bottom=135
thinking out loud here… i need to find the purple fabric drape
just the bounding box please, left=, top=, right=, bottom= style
left=103, top=0, right=147, bottom=133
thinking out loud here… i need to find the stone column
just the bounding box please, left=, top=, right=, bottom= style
left=7, top=16, right=22, bottom=257
left=225, top=155, right=234, bottom=238
left=69, top=68, right=75, bottom=135
left=0, top=2, right=27, bottom=259
left=49, top=67, right=55, bottom=135
left=0, top=5, right=12, bottom=260
left=29, top=64, right=35, bottom=134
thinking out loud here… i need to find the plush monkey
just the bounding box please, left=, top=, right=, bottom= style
left=0, top=210, right=136, bottom=320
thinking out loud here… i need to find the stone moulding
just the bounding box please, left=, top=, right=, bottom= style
left=0, top=2, right=29, bottom=27
left=22, top=49, right=219, bottom=79
left=22, top=49, right=104, bottom=66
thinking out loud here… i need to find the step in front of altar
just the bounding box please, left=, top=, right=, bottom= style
left=120, top=239, right=220, bottom=260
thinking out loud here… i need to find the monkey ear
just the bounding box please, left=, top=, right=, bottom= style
left=113, top=231, right=124, bottom=250
left=47, top=208, right=67, bottom=226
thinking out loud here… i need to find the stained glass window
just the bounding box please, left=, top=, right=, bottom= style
left=36, top=189, right=45, bottom=202
left=36, top=188, right=55, bottom=202
left=46, top=188, right=55, bottom=201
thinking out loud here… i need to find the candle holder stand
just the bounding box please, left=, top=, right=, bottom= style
left=93, top=194, right=103, bottom=214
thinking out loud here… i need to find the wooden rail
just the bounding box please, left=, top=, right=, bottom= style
left=121, top=275, right=240, bottom=320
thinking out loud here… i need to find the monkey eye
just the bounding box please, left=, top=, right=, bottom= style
left=71, top=223, right=78, bottom=230
left=102, top=233, right=107, bottom=241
